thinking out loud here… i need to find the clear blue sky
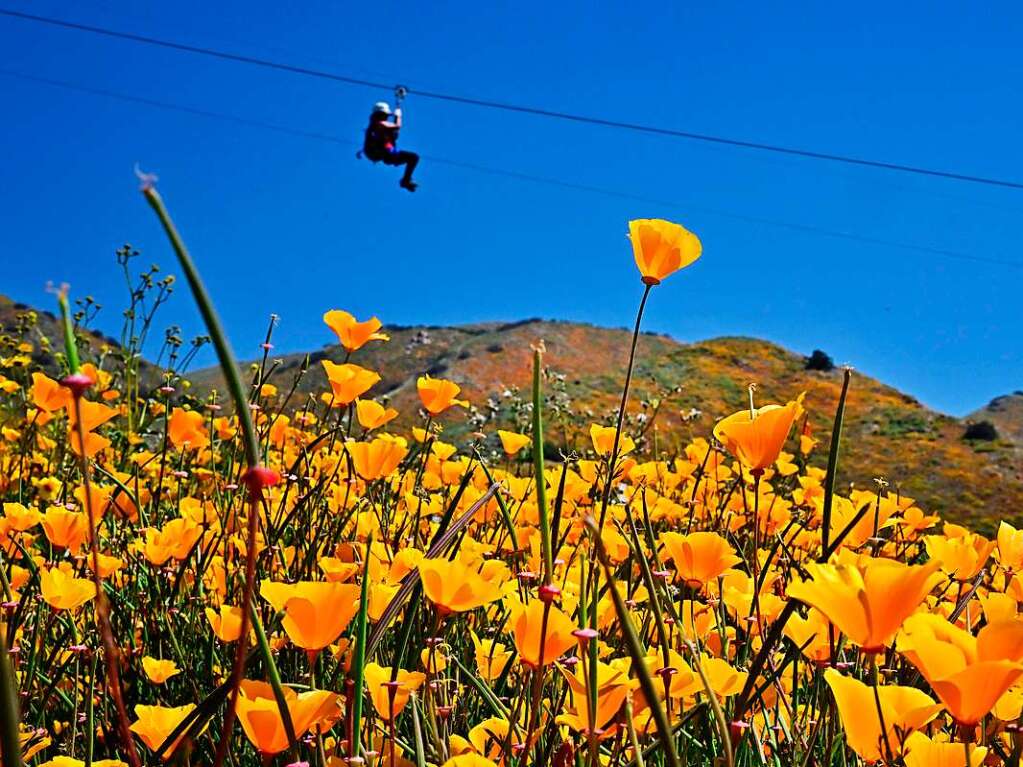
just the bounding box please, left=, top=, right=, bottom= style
left=1, top=1, right=1020, bottom=415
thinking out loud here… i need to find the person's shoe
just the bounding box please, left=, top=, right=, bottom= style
left=400, top=179, right=418, bottom=192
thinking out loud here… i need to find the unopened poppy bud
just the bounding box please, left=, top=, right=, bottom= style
left=242, top=466, right=280, bottom=498
left=60, top=372, right=94, bottom=397
left=538, top=583, right=561, bottom=603
left=437, top=705, right=453, bottom=719
left=158, top=385, right=175, bottom=395
left=572, top=628, right=598, bottom=641
left=729, top=720, right=750, bottom=742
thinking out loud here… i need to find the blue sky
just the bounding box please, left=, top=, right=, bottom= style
left=1, top=1, right=1021, bottom=415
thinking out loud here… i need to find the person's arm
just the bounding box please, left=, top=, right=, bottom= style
left=393, top=108, right=402, bottom=128
left=378, top=120, right=399, bottom=129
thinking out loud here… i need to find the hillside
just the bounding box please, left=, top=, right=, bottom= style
left=189, top=319, right=1023, bottom=530
left=971, top=392, right=1023, bottom=446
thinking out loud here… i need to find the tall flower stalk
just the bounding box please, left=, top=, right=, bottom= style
left=141, top=179, right=293, bottom=766
left=56, top=287, right=142, bottom=767
left=596, top=218, right=702, bottom=533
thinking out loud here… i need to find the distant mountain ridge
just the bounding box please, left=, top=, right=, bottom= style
left=1, top=293, right=1017, bottom=527
left=185, top=318, right=1022, bottom=529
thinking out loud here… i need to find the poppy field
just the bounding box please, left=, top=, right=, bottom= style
left=1, top=186, right=1021, bottom=767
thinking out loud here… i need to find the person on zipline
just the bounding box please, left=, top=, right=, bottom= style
left=362, top=100, right=419, bottom=192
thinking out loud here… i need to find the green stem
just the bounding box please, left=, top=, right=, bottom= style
left=585, top=516, right=681, bottom=767
left=349, top=536, right=373, bottom=758
left=819, top=368, right=851, bottom=554
left=0, top=628, right=23, bottom=767
left=597, top=283, right=652, bottom=532
left=531, top=348, right=553, bottom=584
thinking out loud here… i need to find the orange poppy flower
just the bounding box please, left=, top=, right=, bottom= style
left=470, top=631, right=513, bottom=682
left=513, top=599, right=577, bottom=668
left=3, top=502, right=40, bottom=532
left=65, top=398, right=118, bottom=457
left=659, top=531, right=741, bottom=588
left=39, top=566, right=96, bottom=611
left=713, top=396, right=804, bottom=473
left=322, top=361, right=381, bottom=405
left=260, top=580, right=361, bottom=651
left=496, top=429, right=531, bottom=456
left=167, top=408, right=209, bottom=450
left=825, top=669, right=941, bottom=762
left=998, top=521, right=1023, bottom=572
left=31, top=372, right=71, bottom=413
left=902, top=731, right=987, bottom=767
left=589, top=424, right=635, bottom=458
left=419, top=557, right=504, bottom=615
left=323, top=310, right=389, bottom=353
left=628, top=218, right=702, bottom=285
left=206, top=604, right=244, bottom=642
left=141, top=657, right=181, bottom=684
left=234, top=680, right=338, bottom=754
left=787, top=555, right=941, bottom=653
left=355, top=398, right=399, bottom=430
left=557, top=657, right=633, bottom=733
left=897, top=613, right=1023, bottom=725
left=925, top=530, right=996, bottom=581
left=417, top=376, right=468, bottom=416
left=41, top=507, right=89, bottom=553
left=143, top=519, right=203, bottom=565
left=347, top=436, right=408, bottom=480
left=363, top=662, right=426, bottom=721
left=129, top=703, right=199, bottom=758
left=784, top=608, right=834, bottom=665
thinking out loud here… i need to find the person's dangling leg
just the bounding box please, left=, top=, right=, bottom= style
left=397, top=150, right=419, bottom=191
left=382, top=149, right=419, bottom=191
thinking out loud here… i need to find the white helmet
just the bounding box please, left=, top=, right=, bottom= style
left=373, top=101, right=391, bottom=115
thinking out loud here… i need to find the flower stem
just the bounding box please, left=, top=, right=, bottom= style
left=597, top=282, right=652, bottom=533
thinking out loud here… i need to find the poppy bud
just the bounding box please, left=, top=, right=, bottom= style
left=538, top=583, right=561, bottom=603
left=242, top=466, right=280, bottom=498
left=60, top=372, right=94, bottom=398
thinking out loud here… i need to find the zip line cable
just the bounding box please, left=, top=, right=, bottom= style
left=3, top=68, right=1020, bottom=270
left=3, top=6, right=1023, bottom=192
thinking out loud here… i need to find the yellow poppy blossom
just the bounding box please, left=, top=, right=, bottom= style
left=141, top=657, right=181, bottom=684
left=348, top=436, right=408, bottom=480
left=419, top=557, right=504, bottom=615
left=129, top=704, right=198, bottom=758
left=355, top=398, right=399, bottom=430
left=322, top=361, right=381, bottom=405
left=897, top=613, right=1023, bottom=725
left=363, top=662, right=426, bottom=721
left=260, top=580, right=361, bottom=651
left=323, top=310, right=389, bottom=352
left=513, top=599, right=577, bottom=668
left=39, top=567, right=95, bottom=611
left=787, top=555, right=941, bottom=653
left=496, top=429, right=531, bottom=455
left=234, top=680, right=338, bottom=755
left=825, top=669, right=941, bottom=762
left=902, top=731, right=987, bottom=767
left=589, top=424, right=635, bottom=458
left=713, top=397, right=804, bottom=473
left=628, top=218, right=702, bottom=285
left=206, top=604, right=244, bottom=642
left=417, top=376, right=468, bottom=416
left=659, top=531, right=741, bottom=588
